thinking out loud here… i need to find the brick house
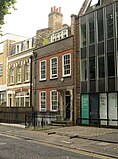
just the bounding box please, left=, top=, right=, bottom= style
left=0, top=33, right=26, bottom=107
left=33, top=35, right=74, bottom=125
left=7, top=37, right=35, bottom=108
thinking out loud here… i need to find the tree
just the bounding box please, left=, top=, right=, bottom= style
left=0, top=0, right=16, bottom=34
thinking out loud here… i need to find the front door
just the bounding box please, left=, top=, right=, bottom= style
left=66, top=94, right=70, bottom=120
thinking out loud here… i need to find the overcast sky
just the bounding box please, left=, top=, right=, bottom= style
left=3, top=0, right=85, bottom=37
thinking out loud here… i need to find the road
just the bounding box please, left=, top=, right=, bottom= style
left=0, top=125, right=117, bottom=159
left=0, top=133, right=102, bottom=159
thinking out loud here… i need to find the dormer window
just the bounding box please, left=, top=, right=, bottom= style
left=90, top=0, right=101, bottom=7
left=11, top=46, right=16, bottom=55
left=17, top=45, right=20, bottom=53
left=26, top=40, right=29, bottom=49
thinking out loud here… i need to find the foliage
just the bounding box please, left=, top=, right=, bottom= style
left=43, top=38, right=50, bottom=46
left=0, top=0, right=16, bottom=34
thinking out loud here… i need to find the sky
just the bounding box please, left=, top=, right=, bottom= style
left=3, top=0, right=85, bottom=38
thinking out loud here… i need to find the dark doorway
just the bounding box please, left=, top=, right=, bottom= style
left=90, top=94, right=99, bottom=125
left=65, top=91, right=70, bottom=120
left=10, top=94, right=12, bottom=107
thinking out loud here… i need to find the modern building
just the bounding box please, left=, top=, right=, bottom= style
left=0, top=33, right=27, bottom=107
left=79, top=0, right=118, bottom=127
left=7, top=37, right=35, bottom=108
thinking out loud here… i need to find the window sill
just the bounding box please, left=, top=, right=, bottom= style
left=17, top=81, right=22, bottom=84
left=62, top=74, right=71, bottom=78
left=24, top=80, right=30, bottom=83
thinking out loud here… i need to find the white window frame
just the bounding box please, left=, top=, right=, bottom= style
left=50, top=90, right=58, bottom=111
left=15, top=92, right=29, bottom=107
left=62, top=53, right=71, bottom=77
left=50, top=57, right=58, bottom=79
left=40, top=60, right=46, bottom=81
left=0, top=63, right=3, bottom=76
left=17, top=64, right=22, bottom=83
left=10, top=67, right=14, bottom=84
left=25, top=62, right=30, bottom=81
left=40, top=91, right=46, bottom=112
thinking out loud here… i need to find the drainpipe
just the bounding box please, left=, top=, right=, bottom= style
left=30, top=55, right=33, bottom=111
left=33, top=52, right=37, bottom=112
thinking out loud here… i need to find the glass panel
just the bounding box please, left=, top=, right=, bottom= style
left=98, top=42, right=104, bottom=55
left=116, top=2, right=118, bottom=37
left=89, top=57, right=95, bottom=79
left=81, top=60, right=87, bottom=81
left=108, top=93, right=117, bottom=126
left=100, top=93, right=107, bottom=125
left=81, top=24, right=86, bottom=47
left=63, top=54, right=70, bottom=76
left=98, top=56, right=105, bottom=78
left=51, top=58, right=57, bottom=78
left=40, top=61, right=46, bottom=80
left=106, top=4, right=114, bottom=39
left=51, top=91, right=58, bottom=111
left=90, top=94, right=99, bottom=125
left=97, top=8, right=104, bottom=42
left=40, top=92, right=46, bottom=111
left=81, top=94, right=89, bottom=124
left=107, top=53, right=115, bottom=77
left=89, top=13, right=95, bottom=44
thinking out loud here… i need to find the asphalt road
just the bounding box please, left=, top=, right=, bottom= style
left=0, top=133, right=102, bottom=159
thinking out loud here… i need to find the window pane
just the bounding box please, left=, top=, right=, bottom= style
left=81, top=24, right=86, bottom=47
left=106, top=5, right=114, bottom=39
left=116, top=2, right=118, bottom=37
left=51, top=58, right=57, bottom=78
left=40, top=61, right=46, bottom=80
left=0, top=64, right=3, bottom=76
left=98, top=56, right=105, bottom=78
left=97, top=9, right=104, bottom=42
left=63, top=54, right=70, bottom=76
left=17, top=65, right=21, bottom=82
left=89, top=57, right=95, bottom=79
left=81, top=60, right=87, bottom=81
left=89, top=13, right=95, bottom=44
left=107, top=53, right=115, bottom=77
left=10, top=68, right=14, bottom=83
left=25, top=63, right=30, bottom=81
left=51, top=91, right=58, bottom=111
left=40, top=92, right=46, bottom=111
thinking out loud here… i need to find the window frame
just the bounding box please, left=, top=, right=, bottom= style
left=40, top=60, right=46, bottom=81
left=17, top=64, right=22, bottom=83
left=50, top=90, right=58, bottom=111
left=10, top=67, right=14, bottom=84
left=25, top=62, right=30, bottom=81
left=50, top=57, right=58, bottom=79
left=40, top=91, right=46, bottom=112
left=62, top=53, right=71, bottom=77
left=15, top=92, right=29, bottom=107
left=0, top=63, right=3, bottom=76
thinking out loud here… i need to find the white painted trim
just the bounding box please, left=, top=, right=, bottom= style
left=8, top=52, right=33, bottom=62
left=50, top=90, right=58, bottom=111
left=7, top=83, right=30, bottom=89
left=50, top=57, right=58, bottom=79
left=39, top=91, right=46, bottom=112
left=39, top=60, right=46, bottom=81
left=62, top=53, right=71, bottom=77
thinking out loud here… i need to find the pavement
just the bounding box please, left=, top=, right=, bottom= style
left=0, top=123, right=118, bottom=158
